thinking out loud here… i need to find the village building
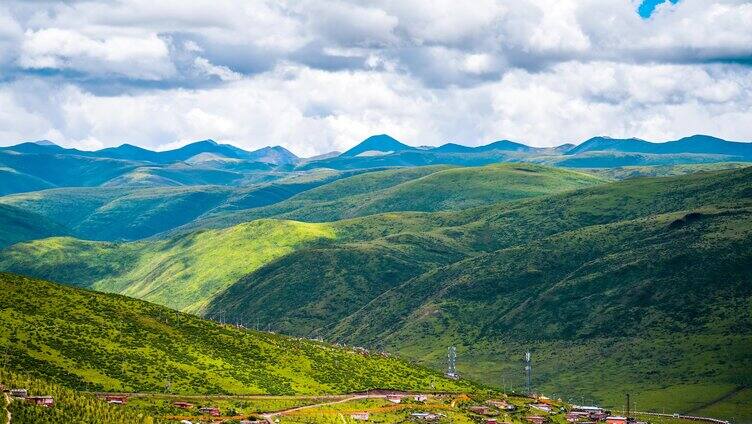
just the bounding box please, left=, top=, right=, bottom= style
left=414, top=394, right=428, bottom=402
left=469, top=405, right=497, bottom=416
left=410, top=412, right=443, bottom=421
left=488, top=400, right=516, bottom=410
left=386, top=395, right=402, bottom=403
left=26, top=395, right=54, bottom=407
left=532, top=403, right=553, bottom=412
left=199, top=406, right=221, bottom=416
left=606, top=416, right=628, bottom=424
left=10, top=388, right=27, bottom=398
left=105, top=395, right=128, bottom=404
left=173, top=401, right=194, bottom=409
left=351, top=411, right=370, bottom=420
left=526, top=415, right=547, bottom=424
left=573, top=406, right=610, bottom=421
left=567, top=411, right=591, bottom=422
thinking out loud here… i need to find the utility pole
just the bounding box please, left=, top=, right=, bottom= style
left=626, top=393, right=631, bottom=420
left=445, top=346, right=458, bottom=379
left=524, top=351, right=532, bottom=394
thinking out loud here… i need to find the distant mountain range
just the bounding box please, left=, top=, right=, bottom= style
left=4, top=139, right=299, bottom=165
left=1, top=134, right=750, bottom=196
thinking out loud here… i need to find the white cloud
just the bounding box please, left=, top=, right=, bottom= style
left=0, top=0, right=750, bottom=153
left=18, top=28, right=174, bottom=79
left=2, top=61, right=750, bottom=156
left=193, top=57, right=242, bottom=81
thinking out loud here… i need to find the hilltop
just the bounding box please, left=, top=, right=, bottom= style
left=2, top=134, right=749, bottom=198
left=0, top=273, right=475, bottom=395
left=178, top=163, right=605, bottom=231
left=0, top=164, right=605, bottom=313
left=4, top=169, right=751, bottom=412
left=0, top=168, right=369, bottom=245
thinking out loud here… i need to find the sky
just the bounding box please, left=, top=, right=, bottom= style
left=0, top=1, right=751, bottom=156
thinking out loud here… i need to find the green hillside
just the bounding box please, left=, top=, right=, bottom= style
left=578, top=162, right=750, bottom=180
left=3, top=166, right=751, bottom=421
left=0, top=204, right=69, bottom=249
left=0, top=369, right=164, bottom=423
left=179, top=163, right=605, bottom=230
left=0, top=220, right=336, bottom=313
left=0, top=273, right=475, bottom=396
left=203, top=167, right=752, bottom=421
left=0, top=168, right=365, bottom=242
left=0, top=164, right=604, bottom=317
left=0, top=166, right=54, bottom=195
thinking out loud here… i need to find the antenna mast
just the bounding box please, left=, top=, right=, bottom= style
left=445, top=346, right=458, bottom=379
left=524, top=351, right=532, bottom=394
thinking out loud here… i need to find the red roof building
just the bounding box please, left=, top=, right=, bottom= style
left=199, top=406, right=221, bottom=416
left=526, top=416, right=547, bottom=424
left=173, top=401, right=194, bottom=409
left=606, top=416, right=628, bottom=424
left=26, top=396, right=54, bottom=407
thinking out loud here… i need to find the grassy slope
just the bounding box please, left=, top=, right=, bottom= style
left=0, top=220, right=336, bottom=313
left=179, top=163, right=605, bottom=229
left=3, top=166, right=751, bottom=420
left=578, top=162, right=750, bottom=180
left=336, top=207, right=752, bottom=394
left=0, top=151, right=143, bottom=188
left=0, top=166, right=55, bottom=196
left=0, top=204, right=69, bottom=249
left=204, top=167, right=752, bottom=421
left=0, top=369, right=164, bottom=424
left=0, top=164, right=604, bottom=319
left=0, top=273, right=475, bottom=395
left=0, top=169, right=365, bottom=242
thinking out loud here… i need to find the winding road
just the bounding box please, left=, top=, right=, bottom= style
left=261, top=393, right=397, bottom=424
left=3, top=392, right=11, bottom=424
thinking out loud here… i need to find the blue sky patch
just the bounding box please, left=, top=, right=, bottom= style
left=638, top=0, right=680, bottom=18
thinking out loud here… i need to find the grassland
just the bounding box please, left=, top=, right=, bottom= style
left=2, top=165, right=751, bottom=421
left=0, top=168, right=367, bottom=242
left=181, top=162, right=605, bottom=230
left=0, top=273, right=476, bottom=396
left=577, top=162, right=750, bottom=180
left=0, top=369, right=165, bottom=423
left=0, top=203, right=68, bottom=249
left=0, top=220, right=337, bottom=312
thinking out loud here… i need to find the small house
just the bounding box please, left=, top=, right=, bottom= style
left=10, top=388, right=27, bottom=398
left=410, top=412, right=442, bottom=421
left=469, top=405, right=497, bottom=416
left=104, top=395, right=128, bottom=404
left=532, top=403, right=552, bottom=412
left=526, top=415, right=547, bottom=424
left=488, top=400, right=516, bottom=411
left=567, top=412, right=591, bottom=422
left=351, top=411, right=370, bottom=420
left=606, top=416, right=628, bottom=424
left=26, top=396, right=54, bottom=407
left=199, top=406, right=221, bottom=416
left=174, top=401, right=194, bottom=409
left=414, top=394, right=428, bottom=402
left=386, top=395, right=402, bottom=403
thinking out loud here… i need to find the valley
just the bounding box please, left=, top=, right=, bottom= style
left=1, top=134, right=751, bottom=423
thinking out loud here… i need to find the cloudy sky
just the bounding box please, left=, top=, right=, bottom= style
left=0, top=0, right=751, bottom=156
